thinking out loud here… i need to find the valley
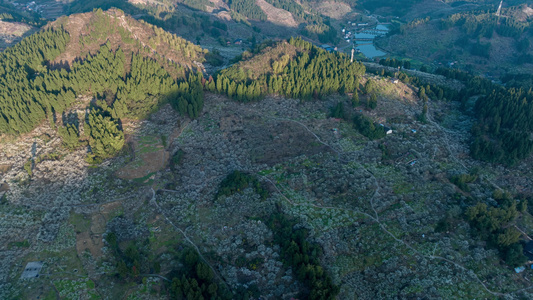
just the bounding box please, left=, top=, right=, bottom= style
left=0, top=0, right=532, bottom=299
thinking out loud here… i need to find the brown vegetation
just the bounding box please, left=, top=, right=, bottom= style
left=256, top=0, right=298, bottom=27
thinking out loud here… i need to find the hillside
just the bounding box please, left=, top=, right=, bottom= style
left=2, top=3, right=533, bottom=300
left=376, top=3, right=533, bottom=75
left=3, top=33, right=533, bottom=297
left=49, top=8, right=206, bottom=69
left=0, top=8, right=207, bottom=135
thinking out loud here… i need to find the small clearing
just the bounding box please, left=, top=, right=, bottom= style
left=207, top=0, right=230, bottom=12
left=310, top=1, right=351, bottom=19
left=256, top=0, right=298, bottom=27
left=0, top=20, right=35, bottom=50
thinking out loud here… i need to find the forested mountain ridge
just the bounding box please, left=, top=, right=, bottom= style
left=211, top=38, right=365, bottom=102
left=377, top=3, right=533, bottom=75
left=47, top=8, right=206, bottom=70
left=0, top=8, right=207, bottom=163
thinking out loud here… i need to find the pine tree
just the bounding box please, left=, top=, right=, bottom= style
left=87, top=109, right=124, bottom=161
left=58, top=124, right=79, bottom=149
left=351, top=91, right=359, bottom=107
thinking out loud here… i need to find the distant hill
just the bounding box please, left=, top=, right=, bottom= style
left=67, top=0, right=353, bottom=44
left=376, top=3, right=533, bottom=75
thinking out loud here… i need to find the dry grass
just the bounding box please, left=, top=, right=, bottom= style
left=234, top=41, right=300, bottom=79
left=0, top=20, right=32, bottom=36
left=0, top=20, right=36, bottom=50
left=310, top=1, right=352, bottom=19
left=256, top=0, right=298, bottom=27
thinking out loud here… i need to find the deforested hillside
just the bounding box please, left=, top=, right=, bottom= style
left=4, top=2, right=533, bottom=300
left=67, top=0, right=345, bottom=45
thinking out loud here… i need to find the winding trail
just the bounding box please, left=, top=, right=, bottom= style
left=259, top=113, right=532, bottom=297
left=149, top=188, right=230, bottom=291
left=424, top=100, right=469, bottom=171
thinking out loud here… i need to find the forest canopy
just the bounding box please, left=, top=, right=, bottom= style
left=211, top=38, right=365, bottom=102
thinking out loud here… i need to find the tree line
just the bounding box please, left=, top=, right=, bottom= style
left=170, top=248, right=233, bottom=300
left=471, top=87, right=533, bottom=165
left=216, top=170, right=269, bottom=201
left=0, top=27, right=70, bottom=135
left=225, top=0, right=267, bottom=21
left=409, top=66, right=533, bottom=164
left=379, top=57, right=411, bottom=69
left=465, top=195, right=528, bottom=267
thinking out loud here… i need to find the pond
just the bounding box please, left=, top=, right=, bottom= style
left=375, top=24, right=389, bottom=31
left=353, top=24, right=389, bottom=59
left=356, top=44, right=386, bottom=59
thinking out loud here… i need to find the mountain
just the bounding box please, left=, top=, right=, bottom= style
left=0, top=8, right=205, bottom=139
left=2, top=3, right=533, bottom=300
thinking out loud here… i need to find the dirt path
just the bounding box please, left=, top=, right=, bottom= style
left=149, top=188, right=231, bottom=292
left=425, top=100, right=469, bottom=172
left=258, top=113, right=532, bottom=297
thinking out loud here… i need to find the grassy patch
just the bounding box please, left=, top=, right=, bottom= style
left=257, top=168, right=274, bottom=176
left=8, top=240, right=30, bottom=248
left=69, top=212, right=91, bottom=233
left=54, top=278, right=99, bottom=299
left=393, top=183, right=411, bottom=195
left=137, top=135, right=163, bottom=154
left=132, top=172, right=156, bottom=185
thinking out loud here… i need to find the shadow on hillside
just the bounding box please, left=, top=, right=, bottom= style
left=66, top=0, right=341, bottom=55
left=0, top=26, right=39, bottom=51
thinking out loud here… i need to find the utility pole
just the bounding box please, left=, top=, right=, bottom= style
left=496, top=0, right=503, bottom=24
left=496, top=0, right=503, bottom=17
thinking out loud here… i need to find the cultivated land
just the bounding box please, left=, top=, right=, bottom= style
left=1, top=1, right=533, bottom=299
left=2, top=71, right=533, bottom=298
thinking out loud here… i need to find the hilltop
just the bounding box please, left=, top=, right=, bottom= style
left=48, top=8, right=206, bottom=69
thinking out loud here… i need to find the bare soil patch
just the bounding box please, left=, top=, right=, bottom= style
left=0, top=164, right=12, bottom=174
left=0, top=20, right=36, bottom=50
left=90, top=214, right=107, bottom=235
left=310, top=1, right=351, bottom=19
left=75, top=231, right=103, bottom=257
left=0, top=182, right=9, bottom=192
left=256, top=0, right=298, bottom=27
left=207, top=0, right=230, bottom=12
left=0, top=20, right=32, bottom=36
left=215, top=11, right=232, bottom=21
left=116, top=149, right=170, bottom=180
